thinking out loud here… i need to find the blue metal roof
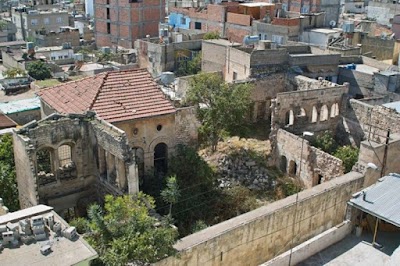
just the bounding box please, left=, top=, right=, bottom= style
left=349, top=173, right=400, bottom=227
left=0, top=97, right=40, bottom=114
left=383, top=101, right=400, bottom=113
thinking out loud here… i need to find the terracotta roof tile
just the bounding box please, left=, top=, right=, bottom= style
left=37, top=69, right=176, bottom=123
left=0, top=113, right=17, bottom=129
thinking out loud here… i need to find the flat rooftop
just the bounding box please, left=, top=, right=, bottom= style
left=203, top=39, right=241, bottom=47
left=0, top=205, right=97, bottom=266
left=299, top=232, right=400, bottom=265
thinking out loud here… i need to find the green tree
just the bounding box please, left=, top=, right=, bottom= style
left=3, top=67, right=26, bottom=78
left=186, top=72, right=252, bottom=151
left=203, top=31, right=220, bottom=40
left=176, top=53, right=201, bottom=77
left=312, top=131, right=337, bottom=154
left=0, top=134, right=19, bottom=211
left=334, top=146, right=359, bottom=173
left=27, top=61, right=51, bottom=80
left=86, top=193, right=177, bottom=266
left=161, top=175, right=180, bottom=217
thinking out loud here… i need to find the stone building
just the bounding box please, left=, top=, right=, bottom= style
left=13, top=112, right=138, bottom=215
left=37, top=68, right=198, bottom=183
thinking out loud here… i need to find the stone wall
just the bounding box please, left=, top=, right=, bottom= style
left=274, top=129, right=343, bottom=188
left=155, top=171, right=364, bottom=266
left=175, top=107, right=200, bottom=146
left=344, top=99, right=400, bottom=145
left=272, top=84, right=348, bottom=135
left=13, top=113, right=137, bottom=213
left=286, top=74, right=339, bottom=91
left=361, top=37, right=394, bottom=61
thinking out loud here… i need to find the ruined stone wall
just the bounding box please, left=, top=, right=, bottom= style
left=175, top=107, right=200, bottom=146
left=344, top=99, right=400, bottom=145
left=13, top=113, right=136, bottom=212
left=274, top=129, right=343, bottom=188
left=286, top=74, right=339, bottom=91
left=273, top=85, right=348, bottom=135
left=13, top=132, right=38, bottom=208
left=155, top=171, right=364, bottom=266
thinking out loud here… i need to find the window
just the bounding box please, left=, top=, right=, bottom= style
left=157, top=124, right=162, bottom=131
left=58, top=56, right=63, bottom=59
left=107, top=22, right=111, bottom=34
left=44, top=17, right=50, bottom=25
left=272, top=35, right=283, bottom=44
left=58, top=145, right=72, bottom=167
left=282, top=4, right=288, bottom=11
left=301, top=6, right=309, bottom=14
left=64, top=55, right=68, bottom=59
left=233, top=71, right=237, bottom=81
left=51, top=56, right=56, bottom=60
left=31, top=19, right=38, bottom=26
left=195, top=22, right=201, bottom=30
left=106, top=8, right=110, bottom=19
left=56, top=17, right=63, bottom=24
left=180, top=17, right=186, bottom=25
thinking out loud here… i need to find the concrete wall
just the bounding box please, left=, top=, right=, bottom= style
left=367, top=2, right=398, bottom=26
left=338, top=68, right=374, bottom=97
left=201, top=40, right=229, bottom=74
left=361, top=37, right=394, bottom=61
left=7, top=109, right=41, bottom=126
left=155, top=171, right=364, bottom=266
left=262, top=220, right=352, bottom=266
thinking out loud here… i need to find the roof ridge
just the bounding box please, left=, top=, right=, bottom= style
left=89, top=72, right=108, bottom=110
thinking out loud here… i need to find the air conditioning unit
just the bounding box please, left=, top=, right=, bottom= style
left=63, top=227, right=77, bottom=240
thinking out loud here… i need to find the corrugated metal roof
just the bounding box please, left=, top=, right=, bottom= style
left=349, top=173, right=400, bottom=227
left=383, top=101, right=400, bottom=113
left=0, top=97, right=41, bottom=114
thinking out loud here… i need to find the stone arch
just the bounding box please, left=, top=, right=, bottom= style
left=297, top=108, right=307, bottom=118
left=311, top=106, right=318, bottom=123
left=154, top=143, right=168, bottom=177
left=289, top=160, right=297, bottom=176
left=58, top=144, right=73, bottom=167
left=320, top=105, right=329, bottom=121
left=36, top=147, right=56, bottom=185
left=330, top=103, right=339, bottom=117
left=280, top=155, right=287, bottom=173
left=285, top=110, right=294, bottom=126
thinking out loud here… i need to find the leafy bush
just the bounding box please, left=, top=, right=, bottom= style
left=334, top=146, right=359, bottom=173
left=203, top=31, right=220, bottom=40
left=27, top=61, right=51, bottom=80
left=69, top=217, right=89, bottom=234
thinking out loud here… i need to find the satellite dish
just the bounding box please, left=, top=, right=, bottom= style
left=329, top=20, right=336, bottom=28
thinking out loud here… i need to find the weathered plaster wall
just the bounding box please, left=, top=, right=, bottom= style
left=155, top=171, right=364, bottom=266
left=114, top=113, right=176, bottom=170
left=175, top=107, right=199, bottom=146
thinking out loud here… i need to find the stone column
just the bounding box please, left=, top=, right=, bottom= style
left=127, top=163, right=139, bottom=194
left=106, top=151, right=115, bottom=183
left=116, top=158, right=127, bottom=190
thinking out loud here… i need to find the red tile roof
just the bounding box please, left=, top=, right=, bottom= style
left=0, top=113, right=17, bottom=129
left=37, top=69, right=176, bottom=123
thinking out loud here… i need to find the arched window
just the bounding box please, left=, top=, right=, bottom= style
left=154, top=143, right=168, bottom=177
left=37, top=148, right=52, bottom=173
left=58, top=145, right=73, bottom=167
left=289, top=160, right=297, bottom=176
left=311, top=106, right=318, bottom=123
left=320, top=105, right=329, bottom=121
left=297, top=108, right=307, bottom=118
left=280, top=155, right=287, bottom=173
left=285, top=110, right=294, bottom=126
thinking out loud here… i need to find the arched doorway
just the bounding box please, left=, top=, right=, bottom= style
left=289, top=160, right=297, bottom=176
left=280, top=155, right=287, bottom=173
left=154, top=143, right=168, bottom=177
